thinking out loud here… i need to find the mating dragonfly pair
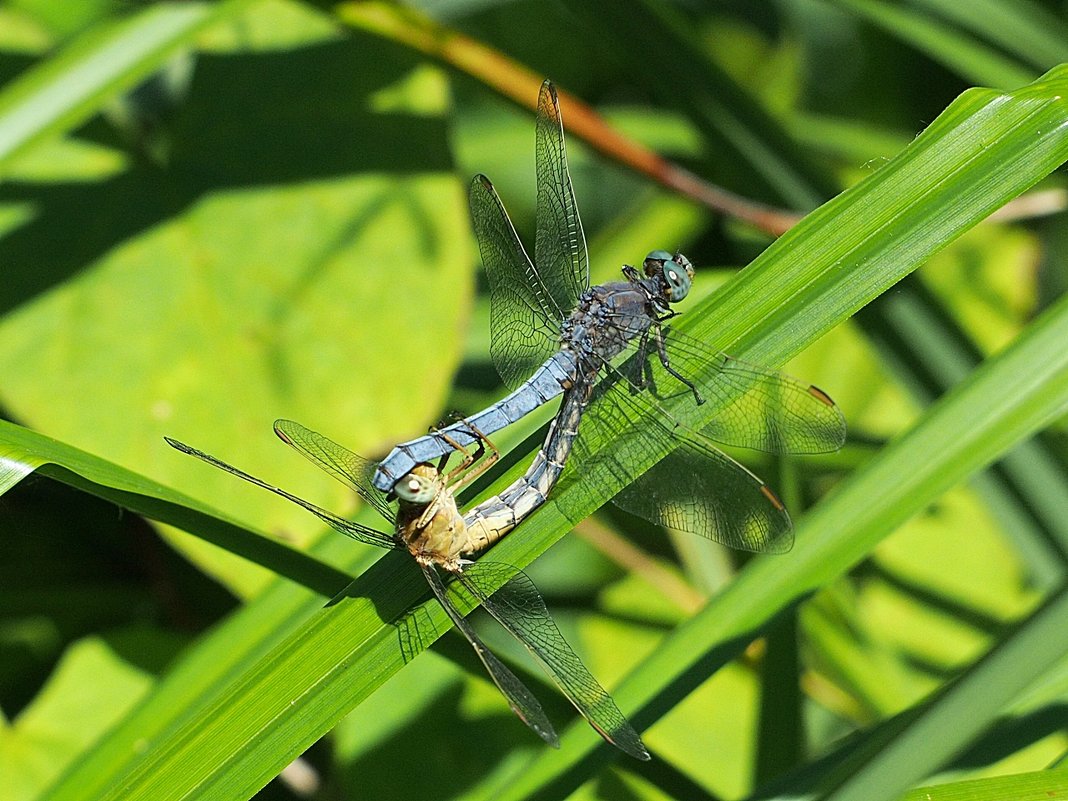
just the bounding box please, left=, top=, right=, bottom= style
left=169, top=81, right=845, bottom=760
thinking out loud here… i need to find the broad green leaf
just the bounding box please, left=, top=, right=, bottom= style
left=0, top=20, right=473, bottom=594
left=0, top=636, right=156, bottom=801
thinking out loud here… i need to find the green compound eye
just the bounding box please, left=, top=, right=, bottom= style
left=662, top=259, right=691, bottom=301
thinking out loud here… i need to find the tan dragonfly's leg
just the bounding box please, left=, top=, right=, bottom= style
left=422, top=416, right=479, bottom=478
left=414, top=490, right=444, bottom=531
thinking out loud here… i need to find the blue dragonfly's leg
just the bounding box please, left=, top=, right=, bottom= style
left=653, top=323, right=705, bottom=405
left=629, top=329, right=656, bottom=394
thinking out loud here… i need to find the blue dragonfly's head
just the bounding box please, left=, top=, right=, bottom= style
left=644, top=250, right=694, bottom=303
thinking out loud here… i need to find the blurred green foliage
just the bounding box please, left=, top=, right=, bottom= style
left=1, top=1, right=1066, bottom=800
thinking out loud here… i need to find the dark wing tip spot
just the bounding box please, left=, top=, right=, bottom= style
left=807, top=385, right=836, bottom=407
left=760, top=483, right=786, bottom=511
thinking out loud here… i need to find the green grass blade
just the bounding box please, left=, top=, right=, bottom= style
left=825, top=0, right=1037, bottom=88
left=819, top=584, right=1068, bottom=800
left=901, top=766, right=1068, bottom=801
left=0, top=1, right=253, bottom=175
left=0, top=419, right=349, bottom=594
left=754, top=613, right=804, bottom=783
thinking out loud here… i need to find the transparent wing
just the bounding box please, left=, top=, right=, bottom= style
left=420, top=563, right=558, bottom=748
left=568, top=364, right=795, bottom=554
left=462, top=562, right=649, bottom=761
left=164, top=437, right=397, bottom=551
left=470, top=175, right=562, bottom=391
left=533, top=80, right=589, bottom=324
left=634, top=326, right=847, bottom=454
left=273, top=419, right=395, bottom=524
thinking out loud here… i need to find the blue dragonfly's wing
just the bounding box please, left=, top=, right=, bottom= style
left=550, top=300, right=845, bottom=552
left=533, top=80, right=589, bottom=322
left=273, top=418, right=395, bottom=523
left=420, top=562, right=559, bottom=748
left=568, top=375, right=796, bottom=553
left=470, top=174, right=561, bottom=391
left=461, top=561, right=649, bottom=761
left=470, top=81, right=588, bottom=392
left=614, top=325, right=847, bottom=455
left=164, top=437, right=397, bottom=551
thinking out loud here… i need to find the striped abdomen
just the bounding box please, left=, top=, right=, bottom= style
left=462, top=375, right=593, bottom=551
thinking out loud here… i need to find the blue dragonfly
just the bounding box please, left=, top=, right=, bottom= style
left=373, top=80, right=845, bottom=553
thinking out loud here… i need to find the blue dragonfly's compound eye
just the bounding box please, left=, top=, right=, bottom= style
left=646, top=249, right=673, bottom=262
left=662, top=259, right=692, bottom=301
left=394, top=472, right=437, bottom=504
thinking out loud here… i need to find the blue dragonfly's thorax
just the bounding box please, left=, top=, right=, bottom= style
left=560, top=252, right=686, bottom=373
left=561, top=280, right=655, bottom=368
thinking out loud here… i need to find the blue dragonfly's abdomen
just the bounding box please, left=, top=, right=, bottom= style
left=372, top=349, right=578, bottom=491
left=411, top=285, right=654, bottom=550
